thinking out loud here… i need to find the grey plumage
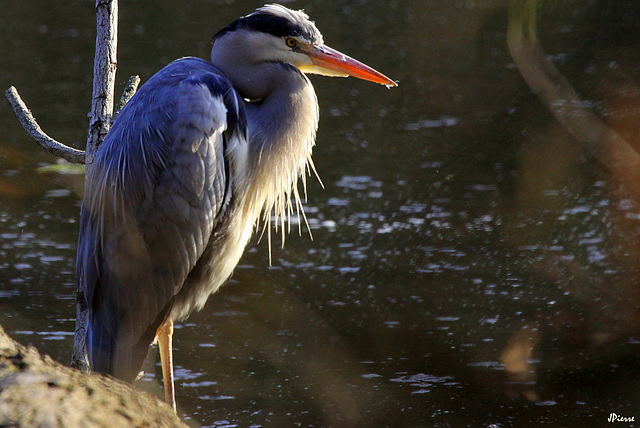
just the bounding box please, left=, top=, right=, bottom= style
left=77, top=3, right=395, bottom=406
left=79, top=59, right=243, bottom=380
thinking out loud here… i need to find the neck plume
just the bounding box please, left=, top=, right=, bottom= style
left=211, top=36, right=320, bottom=253
left=244, top=64, right=319, bottom=252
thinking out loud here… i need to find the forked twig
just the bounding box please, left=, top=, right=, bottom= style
left=5, top=86, right=86, bottom=164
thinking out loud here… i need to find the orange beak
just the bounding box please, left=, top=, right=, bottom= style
left=302, top=44, right=398, bottom=88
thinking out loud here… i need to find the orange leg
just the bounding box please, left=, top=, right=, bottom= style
left=157, top=318, right=176, bottom=411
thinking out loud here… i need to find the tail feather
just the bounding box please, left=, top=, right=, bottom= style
left=86, top=300, right=173, bottom=383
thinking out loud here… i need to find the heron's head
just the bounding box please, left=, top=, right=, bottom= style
left=212, top=4, right=397, bottom=88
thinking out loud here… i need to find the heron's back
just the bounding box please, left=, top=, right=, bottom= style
left=78, top=57, right=248, bottom=381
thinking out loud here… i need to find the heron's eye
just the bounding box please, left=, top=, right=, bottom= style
left=285, top=38, right=297, bottom=48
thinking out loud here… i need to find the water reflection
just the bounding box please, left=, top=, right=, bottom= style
left=2, top=0, right=640, bottom=426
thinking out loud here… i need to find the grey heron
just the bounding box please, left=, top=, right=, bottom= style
left=77, top=3, right=396, bottom=410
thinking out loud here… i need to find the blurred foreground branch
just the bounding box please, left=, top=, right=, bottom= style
left=0, top=324, right=184, bottom=427
left=507, top=0, right=640, bottom=195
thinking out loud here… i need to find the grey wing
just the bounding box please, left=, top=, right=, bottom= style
left=77, top=63, right=241, bottom=381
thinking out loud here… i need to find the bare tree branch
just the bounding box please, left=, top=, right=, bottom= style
left=4, top=87, right=86, bottom=164
left=72, top=0, right=120, bottom=373
left=85, top=0, right=119, bottom=165
left=5, top=0, right=133, bottom=374
left=113, top=75, right=140, bottom=121
left=5, top=72, right=139, bottom=167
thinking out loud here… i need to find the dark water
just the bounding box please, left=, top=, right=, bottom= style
left=2, top=1, right=640, bottom=427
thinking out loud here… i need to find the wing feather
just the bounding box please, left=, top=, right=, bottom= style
left=77, top=58, right=243, bottom=381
